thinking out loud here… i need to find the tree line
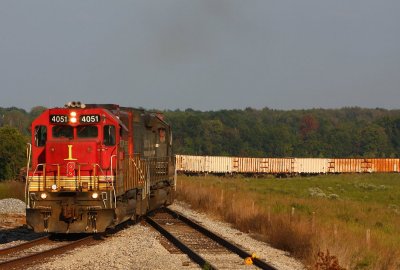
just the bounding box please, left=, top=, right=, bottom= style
left=165, top=107, right=400, bottom=158
left=1, top=106, right=400, bottom=180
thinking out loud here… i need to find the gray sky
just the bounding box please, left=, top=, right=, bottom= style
left=1, top=1, right=399, bottom=111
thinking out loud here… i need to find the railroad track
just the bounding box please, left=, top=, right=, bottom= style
left=0, top=234, right=96, bottom=270
left=145, top=207, right=277, bottom=270
left=0, top=216, right=137, bottom=270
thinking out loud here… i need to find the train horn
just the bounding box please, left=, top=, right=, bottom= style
left=65, top=101, right=86, bottom=108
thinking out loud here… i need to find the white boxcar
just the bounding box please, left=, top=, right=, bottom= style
left=294, top=158, right=329, bottom=174
left=175, top=155, right=233, bottom=173
left=267, top=158, right=295, bottom=174
left=232, top=157, right=295, bottom=174
left=175, top=155, right=206, bottom=173
left=204, top=156, right=233, bottom=173
left=232, top=157, right=261, bottom=173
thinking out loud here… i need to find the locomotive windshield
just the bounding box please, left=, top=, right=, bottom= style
left=52, top=125, right=73, bottom=139
left=77, top=125, right=98, bottom=138
left=50, top=124, right=109, bottom=140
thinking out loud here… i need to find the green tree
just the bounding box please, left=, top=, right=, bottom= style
left=378, top=117, right=400, bottom=157
left=0, top=127, right=27, bottom=180
left=358, top=124, right=391, bottom=157
left=201, top=119, right=224, bottom=155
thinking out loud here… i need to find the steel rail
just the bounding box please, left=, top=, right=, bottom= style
left=0, top=235, right=94, bottom=270
left=164, top=207, right=278, bottom=270
left=145, top=215, right=217, bottom=270
left=0, top=236, right=50, bottom=256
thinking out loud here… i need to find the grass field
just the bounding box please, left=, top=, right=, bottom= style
left=176, top=173, right=400, bottom=269
left=0, top=181, right=25, bottom=200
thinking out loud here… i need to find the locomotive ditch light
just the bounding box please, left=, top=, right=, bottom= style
left=91, top=192, right=99, bottom=199
left=40, top=193, right=47, bottom=199
left=51, top=184, right=57, bottom=191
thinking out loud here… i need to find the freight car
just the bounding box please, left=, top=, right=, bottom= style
left=25, top=102, right=175, bottom=233
left=175, top=155, right=400, bottom=175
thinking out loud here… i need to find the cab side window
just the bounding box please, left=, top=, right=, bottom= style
left=103, top=125, right=116, bottom=146
left=158, top=128, right=166, bottom=143
left=34, top=126, right=47, bottom=147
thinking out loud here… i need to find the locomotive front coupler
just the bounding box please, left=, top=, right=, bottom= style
left=86, top=206, right=101, bottom=233
left=38, top=207, right=52, bottom=233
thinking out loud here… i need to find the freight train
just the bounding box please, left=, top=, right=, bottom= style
left=176, top=155, right=400, bottom=175
left=25, top=102, right=175, bottom=233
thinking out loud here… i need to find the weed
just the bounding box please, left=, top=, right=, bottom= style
left=315, top=250, right=346, bottom=270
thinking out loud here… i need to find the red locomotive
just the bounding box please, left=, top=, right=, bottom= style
left=25, top=102, right=175, bottom=233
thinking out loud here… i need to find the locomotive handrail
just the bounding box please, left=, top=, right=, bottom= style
left=77, top=163, right=86, bottom=189
left=28, top=162, right=115, bottom=194
left=92, top=163, right=114, bottom=190
left=43, top=163, right=61, bottom=190
left=29, top=163, right=61, bottom=191
left=30, top=163, right=46, bottom=191
left=110, top=155, right=117, bottom=208
left=131, top=157, right=148, bottom=187
left=130, top=157, right=146, bottom=182
left=143, top=157, right=170, bottom=184
left=26, top=163, right=46, bottom=207
left=25, top=143, right=32, bottom=207
left=130, top=156, right=150, bottom=199
left=93, top=161, right=116, bottom=208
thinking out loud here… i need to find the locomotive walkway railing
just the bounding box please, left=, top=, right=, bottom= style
left=26, top=163, right=115, bottom=192
left=122, top=155, right=172, bottom=198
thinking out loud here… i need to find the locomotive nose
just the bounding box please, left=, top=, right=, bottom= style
left=46, top=141, right=99, bottom=168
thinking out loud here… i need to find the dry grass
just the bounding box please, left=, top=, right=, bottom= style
left=176, top=175, right=400, bottom=270
left=177, top=180, right=318, bottom=266
left=0, top=181, right=25, bottom=200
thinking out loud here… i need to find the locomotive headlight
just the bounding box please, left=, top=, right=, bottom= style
left=70, top=111, right=77, bottom=123
left=51, top=184, right=57, bottom=191
left=91, top=192, right=99, bottom=199
left=40, top=193, right=47, bottom=199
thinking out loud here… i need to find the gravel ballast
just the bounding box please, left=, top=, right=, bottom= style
left=0, top=198, right=26, bottom=214
left=22, top=201, right=305, bottom=270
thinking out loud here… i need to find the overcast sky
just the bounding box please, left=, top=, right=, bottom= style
left=0, top=1, right=399, bottom=111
